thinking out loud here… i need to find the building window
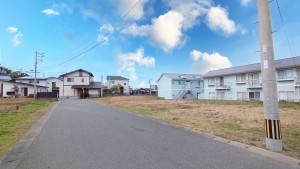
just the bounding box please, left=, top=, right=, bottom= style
left=79, top=71, right=83, bottom=77
left=237, top=92, right=247, bottom=100
left=112, top=81, right=114, bottom=84
left=67, top=78, right=74, bottom=82
left=179, top=81, right=185, bottom=85
left=208, top=77, right=217, bottom=85
left=29, top=80, right=33, bottom=83
left=82, top=78, right=84, bottom=82
left=217, top=92, right=225, bottom=100
left=52, top=82, right=56, bottom=88
left=279, top=91, right=294, bottom=102
left=236, top=74, right=246, bottom=83
left=277, top=69, right=293, bottom=80
left=37, top=80, right=39, bottom=84
left=124, top=83, right=126, bottom=85
left=249, top=92, right=260, bottom=101
left=209, top=92, right=215, bottom=99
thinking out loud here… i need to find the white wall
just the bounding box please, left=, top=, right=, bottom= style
left=2, top=82, right=47, bottom=97
left=107, top=79, right=130, bottom=94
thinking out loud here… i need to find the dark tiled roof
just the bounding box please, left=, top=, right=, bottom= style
left=203, top=56, right=300, bottom=78
left=72, top=82, right=102, bottom=89
left=107, top=76, right=129, bottom=80
left=157, top=73, right=202, bottom=82
left=60, top=69, right=94, bottom=77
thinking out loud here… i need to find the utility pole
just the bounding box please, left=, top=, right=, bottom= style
left=34, top=51, right=45, bottom=99
left=101, top=75, right=103, bottom=97
left=149, top=79, right=151, bottom=96
left=257, top=0, right=282, bottom=151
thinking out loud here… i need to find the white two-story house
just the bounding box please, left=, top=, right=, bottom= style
left=203, top=56, right=300, bottom=102
left=157, top=73, right=204, bottom=99
left=106, top=76, right=129, bottom=95
left=57, top=69, right=102, bottom=98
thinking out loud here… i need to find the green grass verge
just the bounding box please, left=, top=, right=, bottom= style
left=0, top=100, right=55, bottom=157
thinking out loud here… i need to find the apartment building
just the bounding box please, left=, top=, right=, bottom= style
left=203, top=56, right=300, bottom=102
left=157, top=73, right=204, bottom=99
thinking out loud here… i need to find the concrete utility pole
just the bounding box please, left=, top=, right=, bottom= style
left=34, top=52, right=45, bottom=99
left=101, top=75, right=103, bottom=97
left=257, top=0, right=282, bottom=151
left=149, top=79, right=151, bottom=96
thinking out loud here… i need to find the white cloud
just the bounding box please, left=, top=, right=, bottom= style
left=167, top=0, right=210, bottom=30
left=116, top=48, right=155, bottom=81
left=123, top=11, right=185, bottom=52
left=53, top=3, right=73, bottom=14
left=7, top=26, right=23, bottom=47
left=190, top=50, right=202, bottom=61
left=116, top=0, right=148, bottom=20
left=241, top=0, right=252, bottom=6
left=123, top=0, right=244, bottom=51
left=191, top=50, right=232, bottom=74
left=11, top=32, right=23, bottom=47
left=206, top=6, right=238, bottom=36
left=98, top=24, right=115, bottom=42
left=137, top=81, right=149, bottom=88
left=7, top=26, right=18, bottom=34
left=42, top=9, right=60, bottom=16
left=150, top=11, right=185, bottom=52
left=121, top=23, right=149, bottom=37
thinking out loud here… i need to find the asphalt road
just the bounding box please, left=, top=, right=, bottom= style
left=15, top=99, right=297, bottom=169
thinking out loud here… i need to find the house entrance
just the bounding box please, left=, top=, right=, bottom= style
left=120, top=87, right=124, bottom=95
left=21, top=87, right=28, bottom=97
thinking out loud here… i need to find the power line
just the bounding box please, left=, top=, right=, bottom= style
left=274, top=0, right=297, bottom=59
left=40, top=0, right=171, bottom=72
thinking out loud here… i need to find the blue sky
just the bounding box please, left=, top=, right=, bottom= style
left=0, top=0, right=299, bottom=88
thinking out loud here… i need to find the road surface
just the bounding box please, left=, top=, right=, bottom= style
left=15, top=99, right=297, bottom=169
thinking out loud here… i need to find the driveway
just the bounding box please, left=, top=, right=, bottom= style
left=12, top=99, right=298, bottom=169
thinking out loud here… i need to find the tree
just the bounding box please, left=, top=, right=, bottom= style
left=6, top=69, right=29, bottom=78
left=12, top=85, right=19, bottom=98
left=111, top=85, right=121, bottom=94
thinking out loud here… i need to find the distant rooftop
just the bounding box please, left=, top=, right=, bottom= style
left=60, top=69, right=94, bottom=77
left=157, top=73, right=202, bottom=82
left=203, top=56, right=300, bottom=78
left=107, top=76, right=129, bottom=81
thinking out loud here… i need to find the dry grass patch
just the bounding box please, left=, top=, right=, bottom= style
left=0, top=98, right=55, bottom=157
left=92, top=96, right=300, bottom=159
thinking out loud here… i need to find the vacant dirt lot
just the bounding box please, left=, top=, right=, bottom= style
left=92, top=96, right=300, bottom=159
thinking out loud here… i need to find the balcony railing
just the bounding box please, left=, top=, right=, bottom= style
left=277, top=76, right=294, bottom=81
left=247, top=79, right=262, bottom=88
left=215, top=83, right=231, bottom=90
left=295, top=77, right=300, bottom=86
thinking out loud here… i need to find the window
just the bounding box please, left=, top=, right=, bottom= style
left=112, top=81, right=115, bottom=84
left=81, top=78, right=84, bottom=82
left=236, top=74, right=246, bottom=83
left=208, top=78, right=216, bottom=85
left=79, top=71, right=83, bottom=77
left=209, top=92, right=215, bottom=99
left=197, top=81, right=201, bottom=86
left=29, top=80, right=33, bottom=83
left=217, top=92, right=225, bottom=100
left=179, top=81, right=185, bottom=85
left=124, top=83, right=126, bottom=85
left=249, top=92, right=260, bottom=101
left=279, top=91, right=294, bottom=102
left=52, top=82, right=56, bottom=88
left=37, top=80, right=39, bottom=84
left=277, top=69, right=293, bottom=80
left=67, top=78, right=74, bottom=82
left=237, top=92, right=247, bottom=100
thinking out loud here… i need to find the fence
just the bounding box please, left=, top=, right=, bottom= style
left=37, top=92, right=58, bottom=99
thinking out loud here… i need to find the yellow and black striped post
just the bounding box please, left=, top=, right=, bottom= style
left=264, top=119, right=282, bottom=140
